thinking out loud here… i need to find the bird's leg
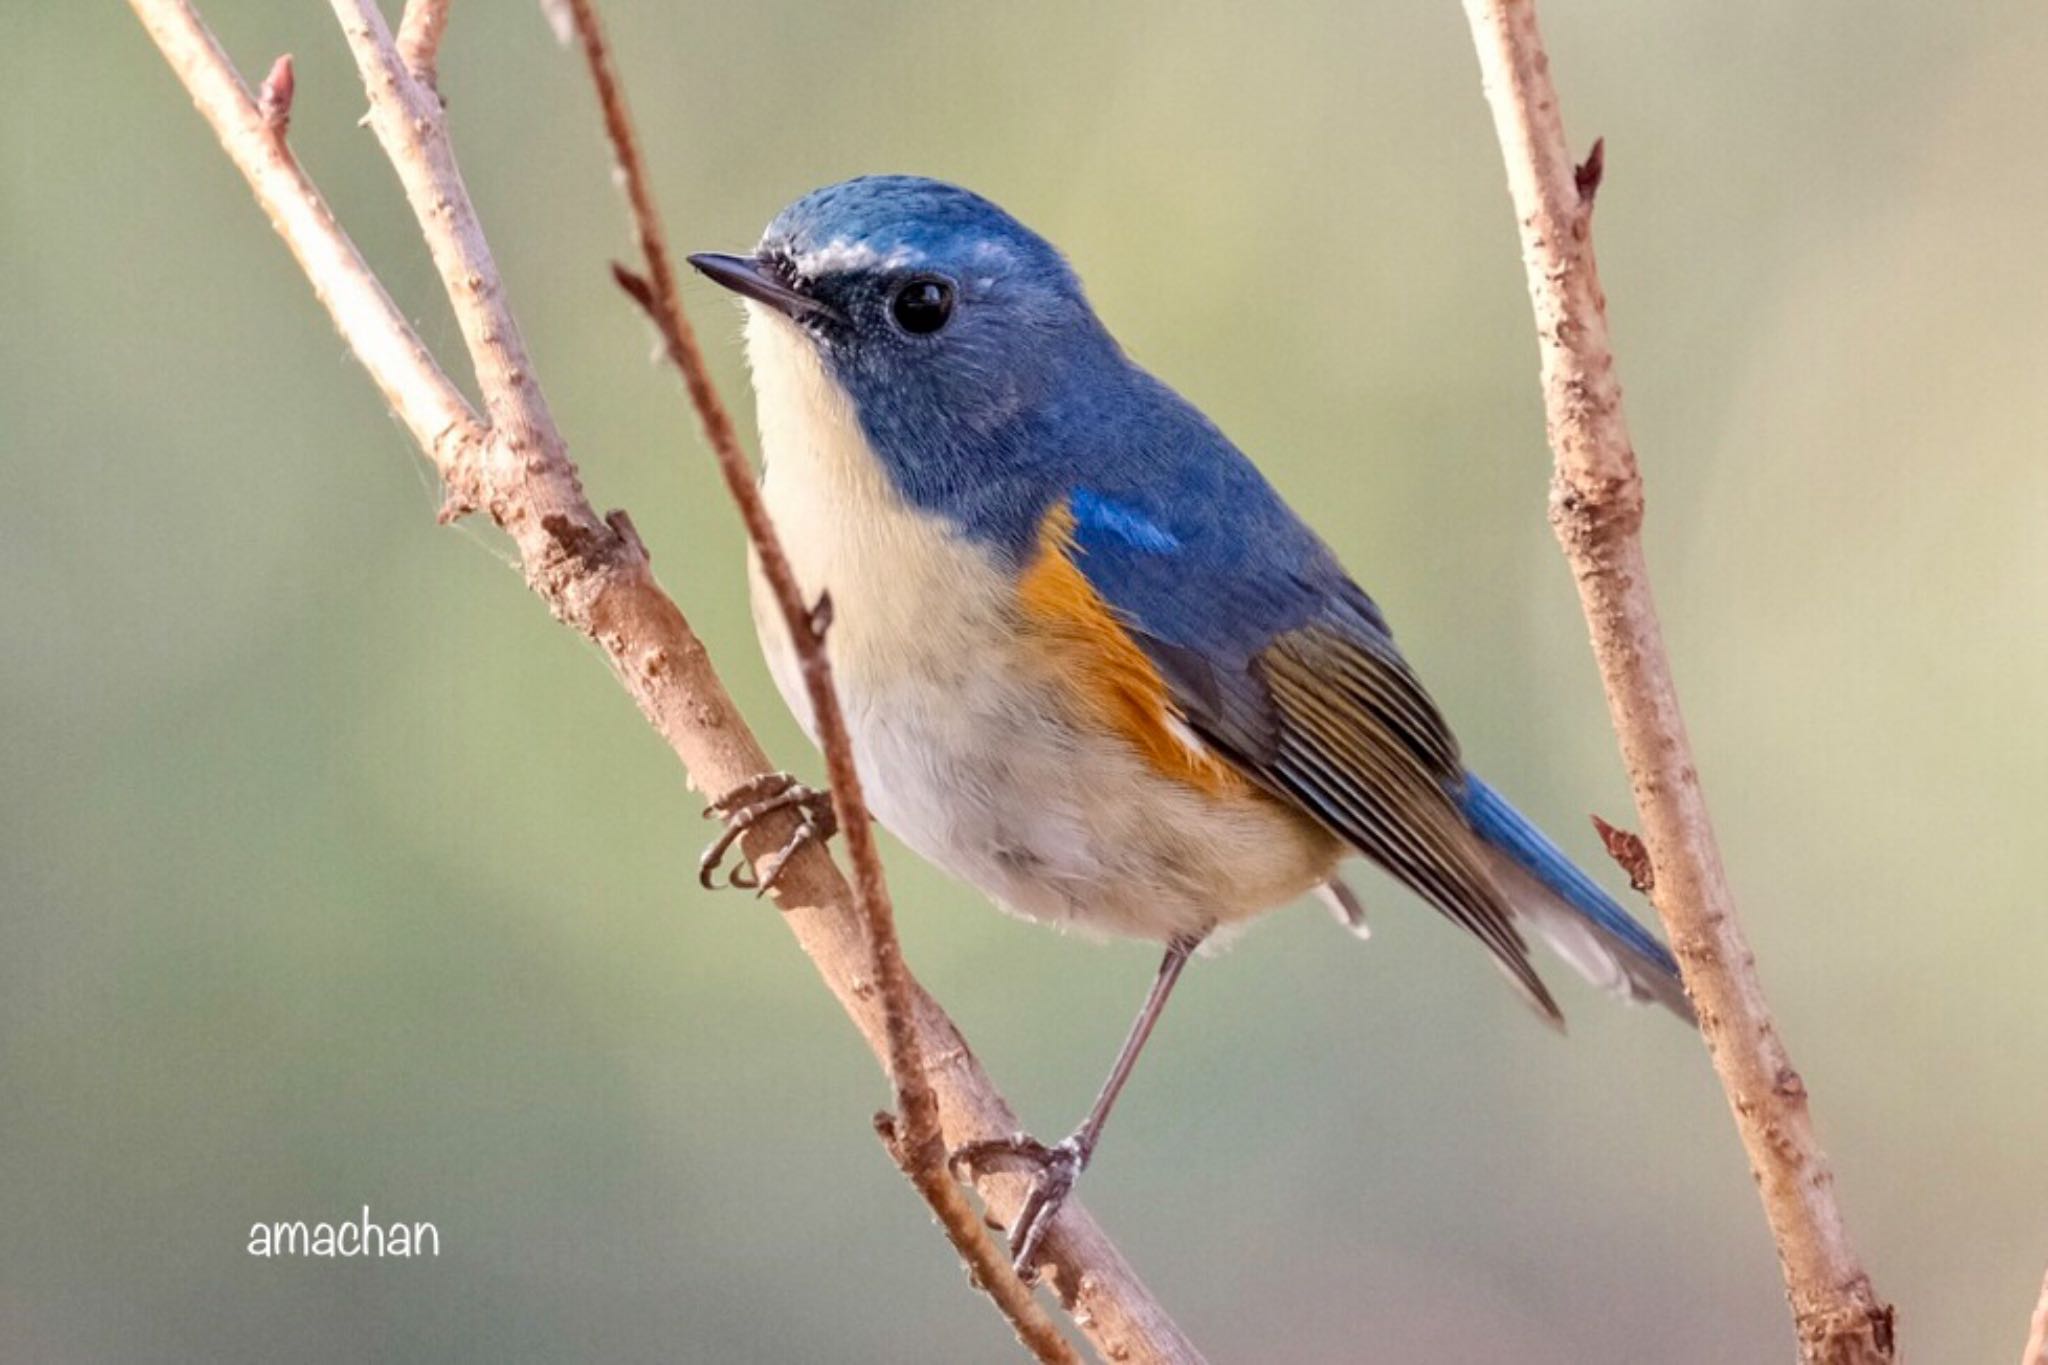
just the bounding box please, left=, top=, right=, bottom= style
left=949, top=931, right=1205, bottom=1273
left=697, top=771, right=837, bottom=895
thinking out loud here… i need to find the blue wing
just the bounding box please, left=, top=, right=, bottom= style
left=1060, top=383, right=1688, bottom=1023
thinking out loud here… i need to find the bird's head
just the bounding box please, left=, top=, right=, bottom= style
left=690, top=176, right=1116, bottom=504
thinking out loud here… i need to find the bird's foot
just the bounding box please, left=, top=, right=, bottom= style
left=698, top=771, right=837, bottom=895
left=949, top=1130, right=1093, bottom=1275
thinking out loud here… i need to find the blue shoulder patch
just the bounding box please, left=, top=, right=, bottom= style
left=1071, top=488, right=1180, bottom=554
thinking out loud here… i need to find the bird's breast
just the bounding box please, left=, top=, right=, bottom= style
left=739, top=305, right=1337, bottom=937
left=742, top=306, right=1019, bottom=724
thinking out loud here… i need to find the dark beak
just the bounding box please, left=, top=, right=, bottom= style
left=686, top=252, right=841, bottom=323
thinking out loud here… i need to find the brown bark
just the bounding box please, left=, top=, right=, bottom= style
left=1457, top=1, right=1896, bottom=1361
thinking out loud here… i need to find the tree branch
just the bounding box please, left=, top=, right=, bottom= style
left=555, top=0, right=1061, bottom=1354
left=550, top=0, right=939, bottom=1175
left=396, top=0, right=451, bottom=87
left=128, top=0, right=1197, bottom=1358
left=127, top=2, right=484, bottom=473
left=1456, top=2, right=1896, bottom=1361
left=2023, top=1267, right=2048, bottom=1365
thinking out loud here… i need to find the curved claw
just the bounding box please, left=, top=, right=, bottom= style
left=697, top=772, right=837, bottom=893
left=947, top=1131, right=1091, bottom=1274
left=697, top=819, right=752, bottom=890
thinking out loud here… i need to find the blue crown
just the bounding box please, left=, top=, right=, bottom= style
left=761, top=175, right=1077, bottom=292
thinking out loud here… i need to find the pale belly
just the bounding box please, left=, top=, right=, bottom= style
left=739, top=304, right=1337, bottom=941
left=750, top=546, right=1338, bottom=941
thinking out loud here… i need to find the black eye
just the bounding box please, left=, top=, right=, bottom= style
left=890, top=277, right=954, bottom=335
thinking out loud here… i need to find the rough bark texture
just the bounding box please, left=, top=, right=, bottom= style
left=127, top=0, right=1200, bottom=1359
left=1457, top=1, right=1897, bottom=1361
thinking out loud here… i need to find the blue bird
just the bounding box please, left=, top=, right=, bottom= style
left=689, top=175, right=1692, bottom=1268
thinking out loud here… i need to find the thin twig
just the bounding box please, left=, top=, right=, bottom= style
left=129, top=0, right=1196, bottom=1358
left=127, top=1, right=484, bottom=468
left=1457, top=2, right=1896, bottom=1362
left=556, top=3, right=1070, bottom=1357
left=2023, top=1267, right=2048, bottom=1365
left=396, top=0, right=451, bottom=87
left=330, top=0, right=562, bottom=518
left=556, top=0, right=937, bottom=1160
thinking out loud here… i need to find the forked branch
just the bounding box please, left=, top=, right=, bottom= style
left=127, top=0, right=1193, bottom=1359
left=1457, top=0, right=1896, bottom=1361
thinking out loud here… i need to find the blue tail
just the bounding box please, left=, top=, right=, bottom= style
left=1457, top=774, right=1691, bottom=1021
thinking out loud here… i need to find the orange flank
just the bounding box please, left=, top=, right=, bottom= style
left=1017, top=500, right=1249, bottom=799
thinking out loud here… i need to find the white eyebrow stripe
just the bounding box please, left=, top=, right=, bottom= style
left=796, top=238, right=919, bottom=276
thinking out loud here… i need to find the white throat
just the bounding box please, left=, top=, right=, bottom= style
left=738, top=303, right=1012, bottom=711
left=742, top=305, right=895, bottom=506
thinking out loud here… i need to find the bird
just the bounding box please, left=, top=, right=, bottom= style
left=687, top=175, right=1693, bottom=1270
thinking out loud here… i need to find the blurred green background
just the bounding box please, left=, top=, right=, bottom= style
left=6, top=2, right=2044, bottom=1361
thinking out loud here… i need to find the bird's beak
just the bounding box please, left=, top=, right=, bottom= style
left=686, top=252, right=842, bottom=324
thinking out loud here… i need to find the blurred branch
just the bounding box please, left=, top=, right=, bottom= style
left=2023, top=1268, right=2048, bottom=1365
left=555, top=0, right=1064, bottom=1356
left=1457, top=1, right=1896, bottom=1362
left=127, top=0, right=1195, bottom=1359
left=396, top=0, right=451, bottom=86
left=126, top=2, right=485, bottom=472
